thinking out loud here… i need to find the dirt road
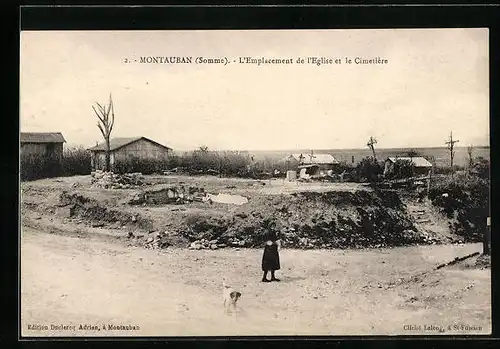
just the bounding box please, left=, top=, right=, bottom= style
left=21, top=227, right=490, bottom=337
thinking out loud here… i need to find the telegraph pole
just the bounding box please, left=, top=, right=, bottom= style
left=445, top=131, right=459, bottom=169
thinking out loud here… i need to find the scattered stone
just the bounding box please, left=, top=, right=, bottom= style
left=210, top=244, right=218, bottom=250
left=189, top=241, right=202, bottom=250
left=91, top=170, right=145, bottom=189
left=91, top=222, right=104, bottom=227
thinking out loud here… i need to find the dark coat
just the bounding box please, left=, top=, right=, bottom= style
left=262, top=231, right=280, bottom=271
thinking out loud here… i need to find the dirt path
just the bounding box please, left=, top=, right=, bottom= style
left=404, top=198, right=460, bottom=243
left=21, top=227, right=490, bottom=337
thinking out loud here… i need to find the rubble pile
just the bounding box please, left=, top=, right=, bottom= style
left=188, top=238, right=228, bottom=250
left=141, top=231, right=171, bottom=250
left=91, top=170, right=145, bottom=189
left=128, top=186, right=207, bottom=205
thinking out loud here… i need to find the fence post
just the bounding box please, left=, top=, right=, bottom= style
left=484, top=217, right=491, bottom=255
left=427, top=169, right=432, bottom=198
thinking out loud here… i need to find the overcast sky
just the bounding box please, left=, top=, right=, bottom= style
left=20, top=29, right=489, bottom=151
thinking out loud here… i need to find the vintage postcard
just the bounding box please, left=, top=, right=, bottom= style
left=20, top=28, right=490, bottom=337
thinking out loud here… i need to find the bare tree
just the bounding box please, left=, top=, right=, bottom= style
left=467, top=145, right=474, bottom=168
left=367, top=136, right=377, bottom=160
left=199, top=145, right=209, bottom=154
left=92, top=94, right=115, bottom=171
left=445, top=131, right=459, bottom=169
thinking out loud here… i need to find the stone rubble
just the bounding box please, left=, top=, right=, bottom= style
left=90, top=170, right=145, bottom=189
left=142, top=231, right=171, bottom=250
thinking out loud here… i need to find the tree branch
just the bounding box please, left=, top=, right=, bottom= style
left=109, top=94, right=115, bottom=132
left=95, top=102, right=106, bottom=116
left=97, top=123, right=106, bottom=138
left=92, top=106, right=106, bottom=125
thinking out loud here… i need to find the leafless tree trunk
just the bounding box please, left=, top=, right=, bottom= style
left=199, top=145, right=209, bottom=154
left=367, top=136, right=377, bottom=160
left=445, top=131, right=459, bottom=170
left=467, top=145, right=474, bottom=168
left=92, top=94, right=115, bottom=172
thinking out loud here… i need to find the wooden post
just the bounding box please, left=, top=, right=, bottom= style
left=484, top=217, right=491, bottom=255
left=445, top=131, right=459, bottom=174
left=427, top=169, right=432, bottom=198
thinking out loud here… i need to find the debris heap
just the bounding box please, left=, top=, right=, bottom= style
left=91, top=170, right=145, bottom=189
left=188, top=238, right=227, bottom=250
left=142, top=231, right=171, bottom=250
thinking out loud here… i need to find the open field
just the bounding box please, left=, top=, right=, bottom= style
left=248, top=146, right=490, bottom=168
left=20, top=174, right=491, bottom=336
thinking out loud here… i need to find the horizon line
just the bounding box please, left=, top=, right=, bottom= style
left=63, top=143, right=490, bottom=152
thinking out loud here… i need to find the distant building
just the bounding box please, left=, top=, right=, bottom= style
left=20, top=132, right=66, bottom=158
left=88, top=136, right=172, bottom=170
left=281, top=153, right=339, bottom=167
left=383, top=156, right=433, bottom=177
left=280, top=153, right=340, bottom=177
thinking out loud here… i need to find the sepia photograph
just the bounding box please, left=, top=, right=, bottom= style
left=20, top=28, right=491, bottom=337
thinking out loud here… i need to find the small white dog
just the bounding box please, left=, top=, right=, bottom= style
left=222, top=279, right=242, bottom=314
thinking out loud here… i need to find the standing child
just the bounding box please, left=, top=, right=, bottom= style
left=261, top=228, right=281, bottom=282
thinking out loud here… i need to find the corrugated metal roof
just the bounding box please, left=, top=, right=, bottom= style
left=290, top=153, right=339, bottom=164
left=20, top=132, right=66, bottom=143
left=387, top=157, right=433, bottom=167
left=88, top=137, right=171, bottom=152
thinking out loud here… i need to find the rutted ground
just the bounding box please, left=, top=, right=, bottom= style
left=21, top=226, right=490, bottom=336
left=20, top=175, right=490, bottom=336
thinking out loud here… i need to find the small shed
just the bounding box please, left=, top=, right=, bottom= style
left=20, top=132, right=66, bottom=158
left=384, top=156, right=433, bottom=177
left=280, top=153, right=339, bottom=171
left=88, top=136, right=172, bottom=170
